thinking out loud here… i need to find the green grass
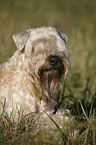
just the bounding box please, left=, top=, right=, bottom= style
left=0, top=87, right=95, bottom=144
left=0, top=0, right=96, bottom=144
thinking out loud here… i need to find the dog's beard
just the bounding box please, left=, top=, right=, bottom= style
left=39, top=63, right=65, bottom=105
left=41, top=70, right=60, bottom=102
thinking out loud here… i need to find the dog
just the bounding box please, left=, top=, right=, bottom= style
left=0, top=27, right=71, bottom=129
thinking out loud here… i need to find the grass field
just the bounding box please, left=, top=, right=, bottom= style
left=0, top=0, right=96, bottom=144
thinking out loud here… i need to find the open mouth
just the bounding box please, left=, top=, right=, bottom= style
left=39, top=55, right=65, bottom=104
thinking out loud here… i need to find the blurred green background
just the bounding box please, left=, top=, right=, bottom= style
left=0, top=1, right=96, bottom=143
left=0, top=0, right=96, bottom=91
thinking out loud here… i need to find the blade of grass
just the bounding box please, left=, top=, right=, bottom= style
left=92, top=109, right=96, bottom=145
left=2, top=97, right=6, bottom=114
left=80, top=101, right=88, bottom=121
left=44, top=111, right=71, bottom=145
left=44, top=111, right=61, bottom=130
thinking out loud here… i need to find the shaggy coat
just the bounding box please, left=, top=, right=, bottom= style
left=0, top=27, right=71, bottom=128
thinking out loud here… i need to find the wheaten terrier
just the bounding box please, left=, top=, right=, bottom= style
left=0, top=27, right=71, bottom=128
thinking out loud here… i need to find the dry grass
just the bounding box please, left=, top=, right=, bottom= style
left=0, top=80, right=95, bottom=144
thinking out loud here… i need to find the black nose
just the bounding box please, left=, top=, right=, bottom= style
left=49, top=56, right=61, bottom=66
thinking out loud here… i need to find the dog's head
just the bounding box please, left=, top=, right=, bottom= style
left=13, top=27, right=71, bottom=107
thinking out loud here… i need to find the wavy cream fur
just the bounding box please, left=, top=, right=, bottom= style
left=0, top=27, right=70, bottom=128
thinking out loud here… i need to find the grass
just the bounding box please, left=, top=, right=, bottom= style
left=0, top=83, right=95, bottom=144
left=0, top=0, right=96, bottom=144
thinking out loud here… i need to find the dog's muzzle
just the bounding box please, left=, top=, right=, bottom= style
left=39, top=55, right=65, bottom=105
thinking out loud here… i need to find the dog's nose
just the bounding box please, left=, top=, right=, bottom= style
left=49, top=56, right=61, bottom=66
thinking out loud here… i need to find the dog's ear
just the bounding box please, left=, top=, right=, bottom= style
left=12, top=29, right=32, bottom=51
left=57, top=31, right=67, bottom=44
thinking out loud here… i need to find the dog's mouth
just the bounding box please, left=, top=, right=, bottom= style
left=39, top=55, right=65, bottom=105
